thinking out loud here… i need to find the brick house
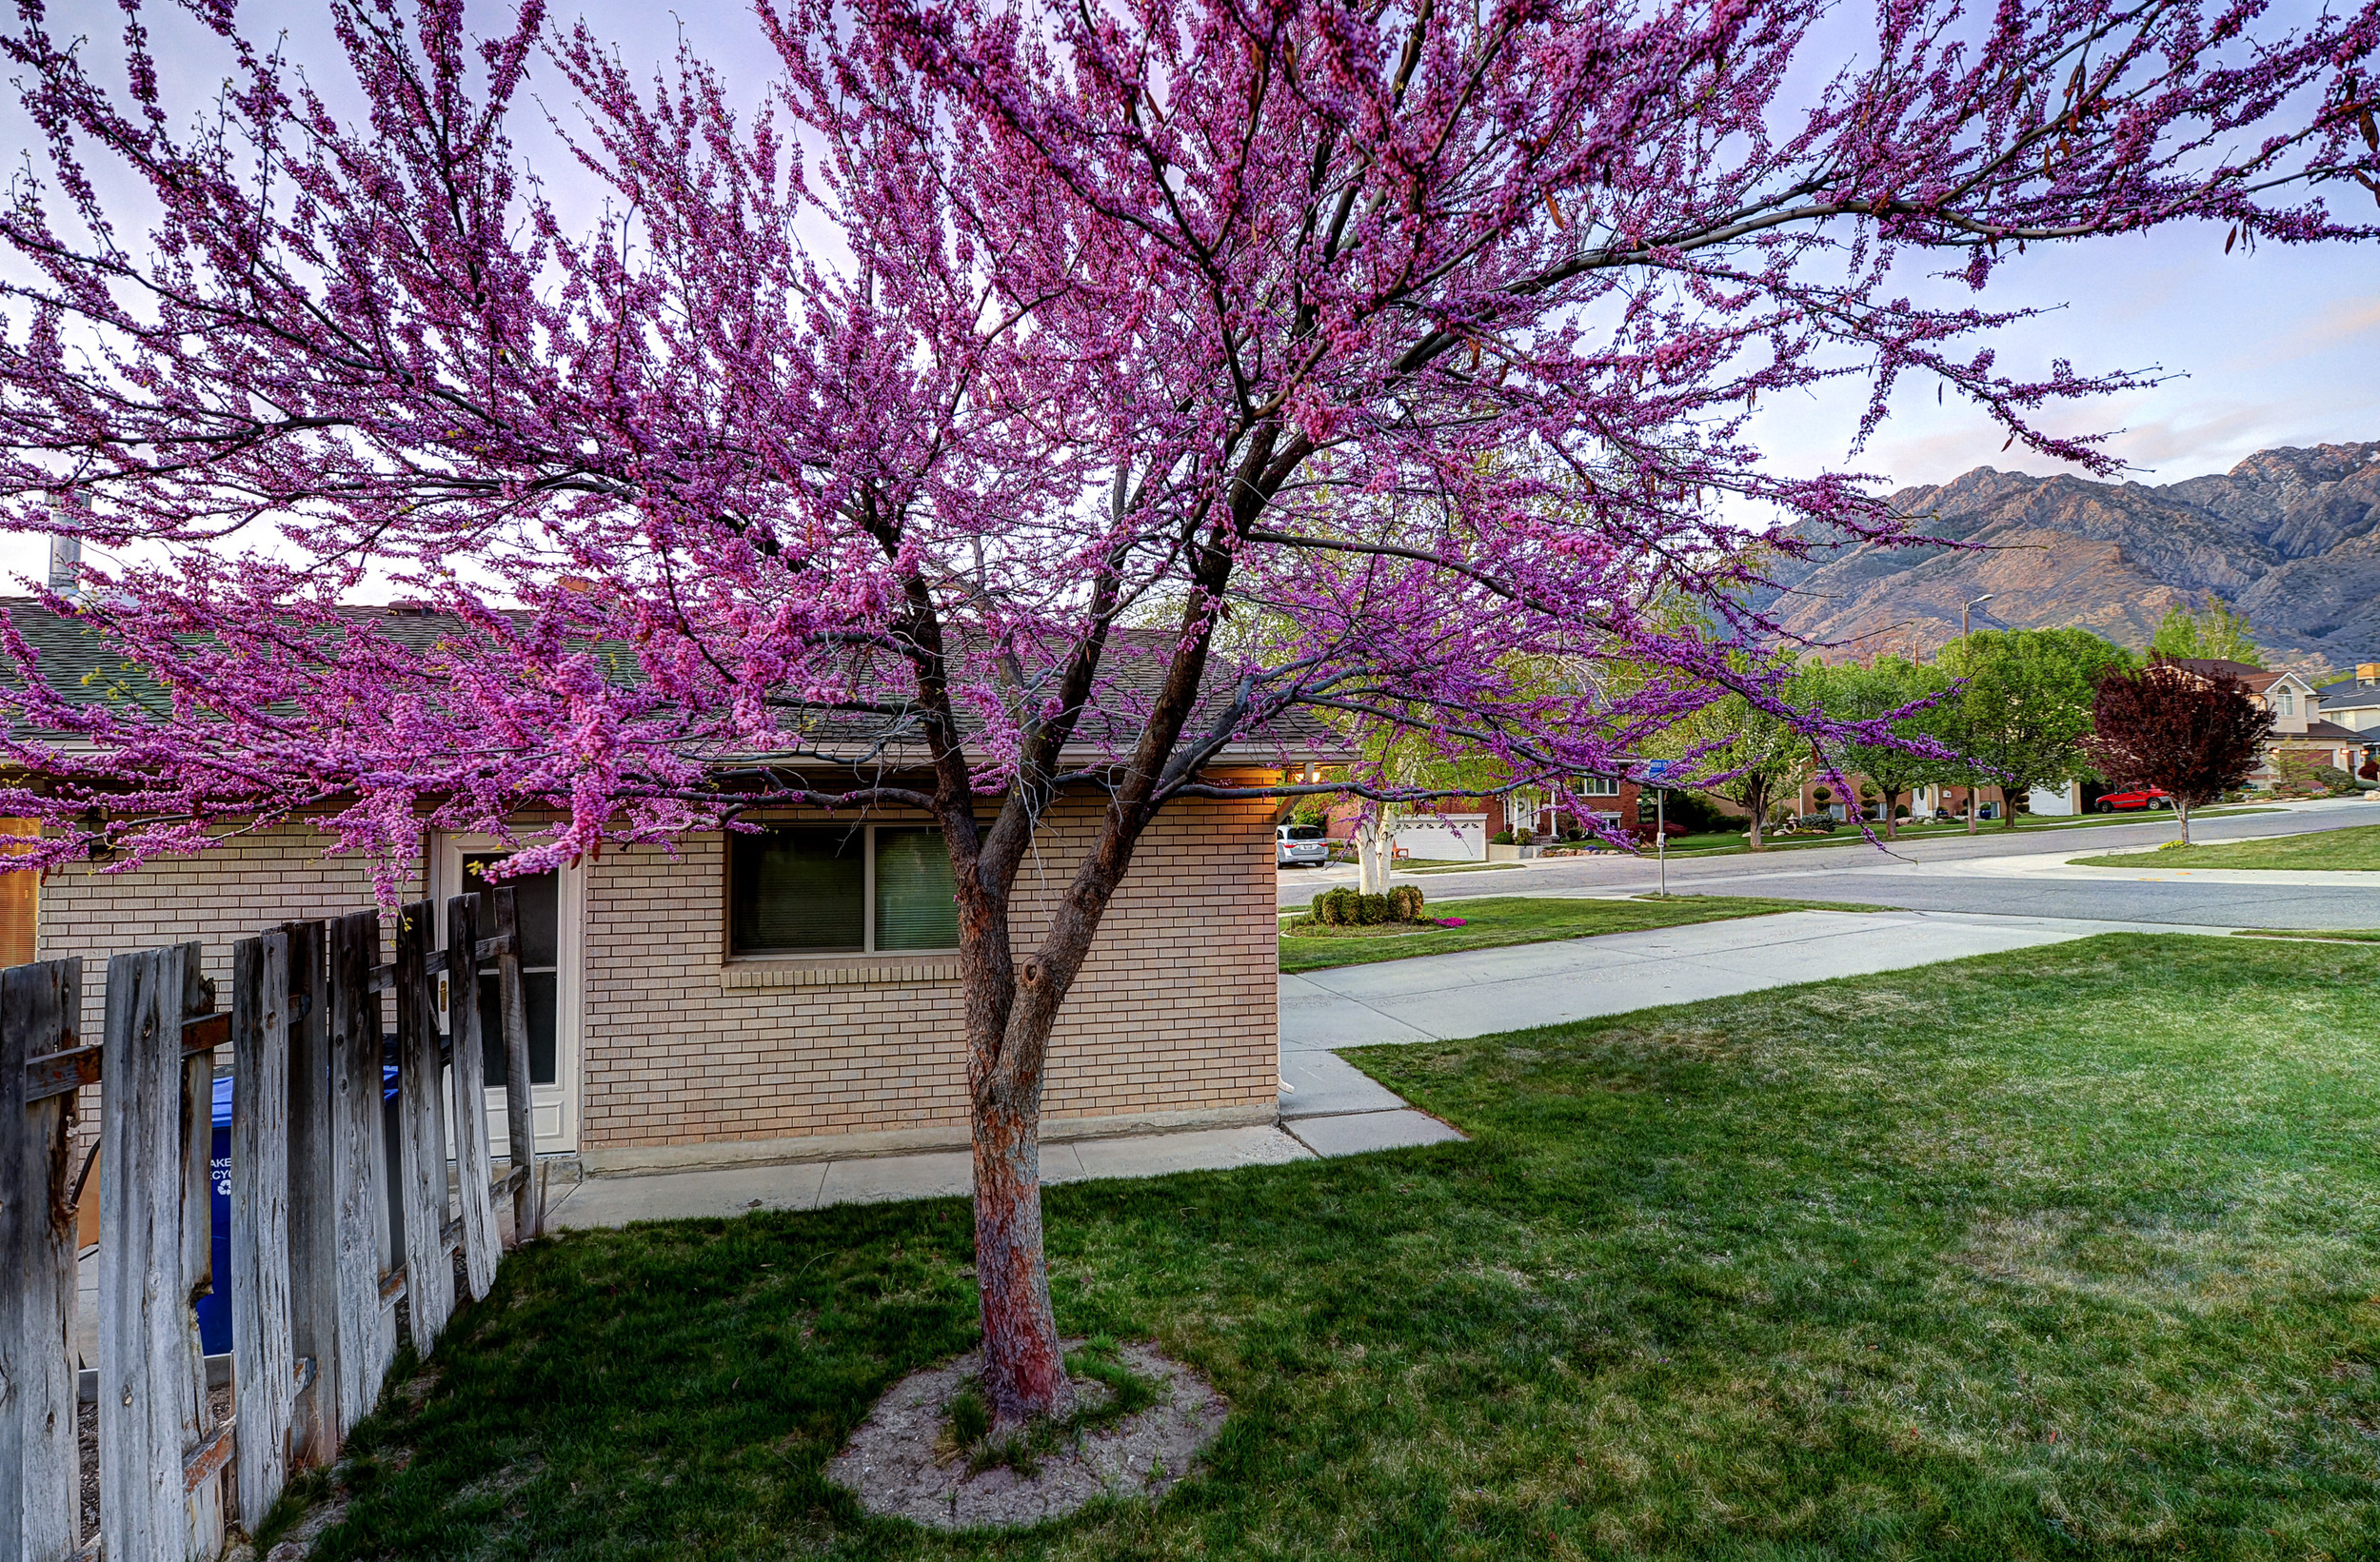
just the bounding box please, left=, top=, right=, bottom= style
left=1319, top=774, right=1645, bottom=859
left=9, top=602, right=1306, bottom=1176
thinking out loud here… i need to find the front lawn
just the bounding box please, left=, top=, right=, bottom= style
left=2070, top=819, right=2380, bottom=870
left=286, top=936, right=2380, bottom=1560
left=1279, top=894, right=1885, bottom=973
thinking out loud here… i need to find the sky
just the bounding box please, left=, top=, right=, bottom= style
left=0, top=0, right=2371, bottom=586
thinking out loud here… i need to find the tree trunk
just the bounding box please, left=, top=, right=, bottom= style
left=1965, top=789, right=1977, bottom=834
left=1355, top=814, right=1392, bottom=893
left=969, top=1087, right=1067, bottom=1424
left=2001, top=785, right=2020, bottom=827
left=2175, top=797, right=2192, bottom=846
left=1882, top=788, right=1899, bottom=839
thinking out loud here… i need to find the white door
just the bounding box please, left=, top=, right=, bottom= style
left=431, top=836, right=582, bottom=1155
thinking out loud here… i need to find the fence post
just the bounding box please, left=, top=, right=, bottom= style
left=445, top=895, right=500, bottom=1297
left=326, top=912, right=392, bottom=1436
left=230, top=932, right=295, bottom=1528
left=391, top=902, right=450, bottom=1354
left=1, top=956, right=82, bottom=1561
left=99, top=942, right=219, bottom=1562
left=491, top=885, right=538, bottom=1241
left=279, top=918, right=337, bottom=1466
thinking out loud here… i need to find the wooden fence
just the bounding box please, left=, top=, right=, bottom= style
left=0, top=890, right=545, bottom=1561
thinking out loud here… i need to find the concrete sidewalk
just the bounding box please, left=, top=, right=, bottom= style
left=547, top=1112, right=1465, bottom=1229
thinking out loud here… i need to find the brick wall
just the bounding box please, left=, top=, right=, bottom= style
left=577, top=793, right=1279, bottom=1165
left=31, top=794, right=1279, bottom=1167
left=37, top=831, right=419, bottom=1044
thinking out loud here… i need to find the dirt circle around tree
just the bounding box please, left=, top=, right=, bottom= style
left=826, top=1340, right=1227, bottom=1531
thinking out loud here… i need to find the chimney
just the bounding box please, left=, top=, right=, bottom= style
left=45, top=495, right=80, bottom=599
left=44, top=495, right=83, bottom=597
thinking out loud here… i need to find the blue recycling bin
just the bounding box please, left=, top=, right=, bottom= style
left=194, top=1063, right=401, bottom=1354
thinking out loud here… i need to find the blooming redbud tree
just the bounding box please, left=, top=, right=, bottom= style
left=0, top=0, right=2372, bottom=1421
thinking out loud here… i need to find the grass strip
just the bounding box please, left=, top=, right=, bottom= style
left=1279, top=893, right=1885, bottom=973
left=281, top=935, right=2380, bottom=1561
left=2071, top=819, right=2380, bottom=870
left=1657, top=803, right=2287, bottom=858
left=2231, top=927, right=2380, bottom=943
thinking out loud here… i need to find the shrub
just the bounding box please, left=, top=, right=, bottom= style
left=1385, top=884, right=1425, bottom=921
left=1511, top=825, right=1535, bottom=845
left=1314, top=885, right=1359, bottom=926
left=1657, top=789, right=1730, bottom=835
left=1488, top=829, right=1516, bottom=845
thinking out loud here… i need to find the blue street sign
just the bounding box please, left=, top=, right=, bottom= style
left=1645, top=760, right=1671, bottom=782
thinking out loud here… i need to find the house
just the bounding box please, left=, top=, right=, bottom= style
left=8, top=600, right=1314, bottom=1178
left=1322, top=774, right=1646, bottom=860
left=2170, top=659, right=2363, bottom=784
left=2316, top=663, right=2380, bottom=776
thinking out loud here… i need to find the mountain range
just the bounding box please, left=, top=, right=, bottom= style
left=1748, top=440, right=2380, bottom=673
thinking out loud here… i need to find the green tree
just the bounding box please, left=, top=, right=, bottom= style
left=1940, top=629, right=2137, bottom=829
left=1647, top=660, right=1811, bottom=851
left=1804, top=659, right=1957, bottom=839
left=2149, top=596, right=2264, bottom=667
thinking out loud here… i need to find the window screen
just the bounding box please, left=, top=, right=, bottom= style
left=874, top=828, right=961, bottom=951
left=730, top=828, right=865, bottom=954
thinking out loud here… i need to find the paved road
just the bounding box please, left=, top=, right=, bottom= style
left=1277, top=798, right=2380, bottom=929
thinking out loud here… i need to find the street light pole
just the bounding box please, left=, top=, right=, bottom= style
left=1962, top=592, right=1994, bottom=643
left=1958, top=594, right=1994, bottom=832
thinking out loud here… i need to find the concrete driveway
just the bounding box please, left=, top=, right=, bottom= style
left=1277, top=906, right=2215, bottom=1117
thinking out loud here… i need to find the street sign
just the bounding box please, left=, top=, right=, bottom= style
left=1645, top=760, right=1671, bottom=784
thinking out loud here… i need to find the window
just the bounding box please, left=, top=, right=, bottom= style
left=460, top=853, right=560, bottom=1087
left=2277, top=689, right=2296, bottom=715
left=729, top=824, right=962, bottom=956
left=1574, top=775, right=1621, bottom=797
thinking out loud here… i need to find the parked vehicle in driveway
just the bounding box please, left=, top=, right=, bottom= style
left=1276, top=823, right=1331, bottom=867
left=2094, top=786, right=2174, bottom=813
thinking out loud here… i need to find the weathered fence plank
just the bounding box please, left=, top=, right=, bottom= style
left=99, top=942, right=215, bottom=1562
left=446, top=895, right=500, bottom=1297
left=1, top=957, right=81, bottom=1561
left=280, top=918, right=337, bottom=1466
left=326, top=912, right=393, bottom=1436
left=231, top=932, right=296, bottom=1526
left=178, top=956, right=227, bottom=1554
left=392, top=901, right=451, bottom=1353
left=492, top=885, right=539, bottom=1240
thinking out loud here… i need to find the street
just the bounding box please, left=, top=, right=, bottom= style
left=1276, top=797, right=2380, bottom=929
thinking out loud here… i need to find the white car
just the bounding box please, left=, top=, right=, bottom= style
left=1276, top=823, right=1331, bottom=867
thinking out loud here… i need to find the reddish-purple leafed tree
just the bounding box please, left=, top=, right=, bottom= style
left=0, top=0, right=2372, bottom=1420
left=2085, top=659, right=2273, bottom=842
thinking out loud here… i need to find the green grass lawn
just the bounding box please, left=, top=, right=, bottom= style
left=2234, top=928, right=2380, bottom=942
left=1653, top=804, right=2286, bottom=858
left=2071, top=819, right=2380, bottom=870
left=1279, top=894, right=1886, bottom=973
left=278, top=935, right=2380, bottom=1560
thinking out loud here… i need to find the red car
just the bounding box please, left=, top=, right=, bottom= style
left=2093, top=786, right=2174, bottom=813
